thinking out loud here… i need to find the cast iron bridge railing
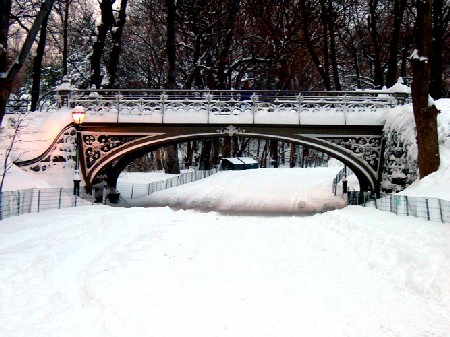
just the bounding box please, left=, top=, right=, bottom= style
left=40, top=89, right=409, bottom=125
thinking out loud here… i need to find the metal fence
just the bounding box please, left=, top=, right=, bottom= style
left=0, top=188, right=94, bottom=221
left=332, top=166, right=354, bottom=195
left=6, top=99, right=29, bottom=114
left=117, top=168, right=221, bottom=200
left=347, top=192, right=450, bottom=223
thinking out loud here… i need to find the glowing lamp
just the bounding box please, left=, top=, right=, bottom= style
left=72, top=106, right=86, bottom=125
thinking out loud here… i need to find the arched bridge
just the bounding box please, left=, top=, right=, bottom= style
left=30, top=88, right=410, bottom=194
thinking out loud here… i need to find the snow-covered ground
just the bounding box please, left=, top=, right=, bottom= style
left=1, top=204, right=449, bottom=337
left=126, top=166, right=348, bottom=214
left=0, top=98, right=449, bottom=337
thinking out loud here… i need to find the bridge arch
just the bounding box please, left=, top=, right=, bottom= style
left=84, top=131, right=378, bottom=193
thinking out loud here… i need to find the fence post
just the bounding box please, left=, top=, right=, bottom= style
left=395, top=195, right=400, bottom=215
left=102, top=187, right=107, bottom=205
left=28, top=189, right=34, bottom=214
left=333, top=178, right=337, bottom=196
left=59, top=188, right=62, bottom=209
left=17, top=191, right=21, bottom=216
left=404, top=196, right=409, bottom=216
left=38, top=190, right=41, bottom=213
left=438, top=199, right=444, bottom=223
left=131, top=185, right=134, bottom=199
left=425, top=198, right=430, bottom=221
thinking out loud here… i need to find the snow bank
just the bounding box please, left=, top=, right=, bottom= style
left=130, top=167, right=347, bottom=214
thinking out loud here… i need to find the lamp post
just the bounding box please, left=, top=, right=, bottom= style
left=72, top=106, right=86, bottom=196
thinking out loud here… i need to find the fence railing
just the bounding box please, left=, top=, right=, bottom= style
left=347, top=192, right=450, bottom=223
left=5, top=99, right=30, bottom=114
left=0, top=188, right=94, bottom=221
left=117, top=168, right=221, bottom=200
left=332, top=166, right=348, bottom=195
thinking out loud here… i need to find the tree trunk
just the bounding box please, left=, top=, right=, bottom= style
left=62, top=0, right=70, bottom=76
left=368, top=0, right=384, bottom=88
left=217, top=0, right=240, bottom=89
left=156, top=148, right=163, bottom=170
left=260, top=140, right=268, bottom=168
left=326, top=0, right=341, bottom=90
left=199, top=139, right=212, bottom=170
left=0, top=0, right=11, bottom=74
left=105, top=0, right=128, bottom=88
left=31, top=10, right=51, bottom=112
left=386, top=0, right=407, bottom=87
left=300, top=0, right=331, bottom=90
left=429, top=0, right=448, bottom=99
left=90, top=0, right=114, bottom=89
left=289, top=143, right=296, bottom=168
left=0, top=0, right=54, bottom=126
left=163, top=0, right=180, bottom=173
left=212, top=138, right=220, bottom=166
left=411, top=0, right=440, bottom=178
left=270, top=140, right=278, bottom=168
left=186, top=141, right=194, bottom=167
left=165, top=0, right=177, bottom=88
left=164, top=143, right=180, bottom=174
left=222, top=136, right=232, bottom=158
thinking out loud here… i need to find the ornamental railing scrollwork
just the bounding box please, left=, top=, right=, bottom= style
left=324, top=137, right=383, bottom=173
left=81, top=134, right=142, bottom=170
left=36, top=89, right=410, bottom=126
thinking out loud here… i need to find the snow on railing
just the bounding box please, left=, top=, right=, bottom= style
left=38, top=89, right=409, bottom=126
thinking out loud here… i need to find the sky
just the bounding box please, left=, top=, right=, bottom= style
left=0, top=94, right=449, bottom=337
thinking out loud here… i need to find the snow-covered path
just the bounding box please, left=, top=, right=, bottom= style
left=128, top=167, right=348, bottom=214
left=1, top=205, right=449, bottom=337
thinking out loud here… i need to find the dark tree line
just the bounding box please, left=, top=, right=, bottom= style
left=0, top=0, right=449, bottom=176
left=2, top=1, right=449, bottom=106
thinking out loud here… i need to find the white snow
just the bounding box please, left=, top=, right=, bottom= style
left=130, top=167, right=347, bottom=214
left=410, top=49, right=429, bottom=63
left=0, top=96, right=450, bottom=337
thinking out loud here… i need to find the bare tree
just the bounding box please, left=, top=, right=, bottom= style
left=0, top=112, right=28, bottom=193
left=105, top=0, right=128, bottom=89
left=385, top=0, right=408, bottom=87
left=30, top=8, right=51, bottom=111
left=88, top=0, right=129, bottom=88
left=0, top=0, right=54, bottom=126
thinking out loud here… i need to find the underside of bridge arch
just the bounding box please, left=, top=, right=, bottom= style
left=82, top=129, right=380, bottom=194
